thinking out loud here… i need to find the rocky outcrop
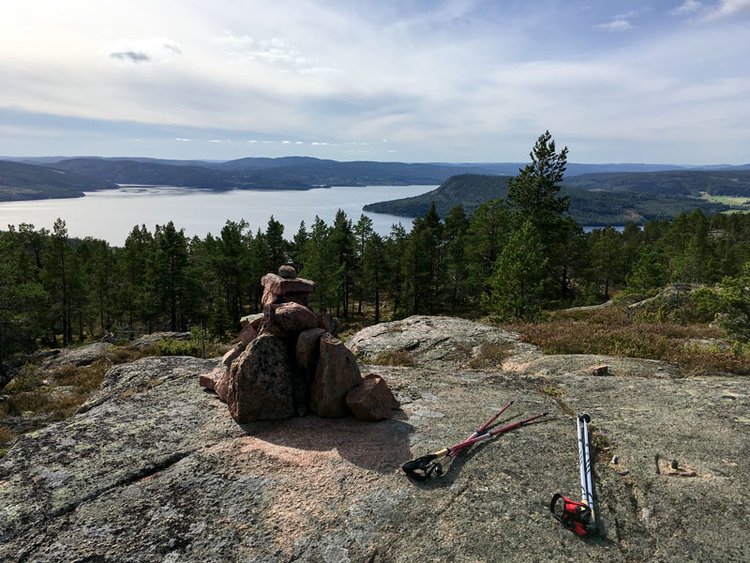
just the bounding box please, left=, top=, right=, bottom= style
left=3, top=316, right=748, bottom=562
left=41, top=342, right=114, bottom=370
left=129, top=331, right=192, bottom=350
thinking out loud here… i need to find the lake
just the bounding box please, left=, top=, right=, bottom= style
left=0, top=185, right=437, bottom=245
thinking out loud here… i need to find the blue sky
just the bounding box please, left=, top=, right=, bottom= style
left=1, top=0, right=748, bottom=163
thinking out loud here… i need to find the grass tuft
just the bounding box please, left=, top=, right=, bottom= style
left=468, top=342, right=513, bottom=369
left=370, top=350, right=416, bottom=367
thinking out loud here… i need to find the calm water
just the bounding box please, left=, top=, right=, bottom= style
left=0, top=185, right=437, bottom=245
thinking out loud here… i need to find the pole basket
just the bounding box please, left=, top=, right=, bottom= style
left=549, top=493, right=595, bottom=537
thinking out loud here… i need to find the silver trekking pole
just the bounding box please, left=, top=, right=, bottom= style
left=550, top=413, right=598, bottom=536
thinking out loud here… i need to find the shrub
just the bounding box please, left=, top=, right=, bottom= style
left=156, top=338, right=202, bottom=357
left=512, top=306, right=750, bottom=376
left=0, top=425, right=16, bottom=445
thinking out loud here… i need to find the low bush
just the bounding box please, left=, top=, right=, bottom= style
left=511, top=307, right=750, bottom=376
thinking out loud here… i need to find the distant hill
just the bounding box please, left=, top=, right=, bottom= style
left=42, top=157, right=502, bottom=191
left=363, top=173, right=734, bottom=225
left=2, top=155, right=749, bottom=205
left=50, top=159, right=238, bottom=190
left=0, top=160, right=117, bottom=202
left=567, top=169, right=750, bottom=197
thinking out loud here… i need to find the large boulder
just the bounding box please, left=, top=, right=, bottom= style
left=227, top=334, right=295, bottom=422
left=310, top=333, right=362, bottom=417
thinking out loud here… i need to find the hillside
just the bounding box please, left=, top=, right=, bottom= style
left=363, top=172, right=737, bottom=225
left=1, top=316, right=747, bottom=561
left=0, top=160, right=117, bottom=202
left=50, top=158, right=240, bottom=190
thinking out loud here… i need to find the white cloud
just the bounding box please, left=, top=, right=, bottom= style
left=703, top=0, right=750, bottom=20
left=175, top=138, right=191, bottom=142
left=596, top=19, right=633, bottom=31
left=670, top=0, right=703, bottom=15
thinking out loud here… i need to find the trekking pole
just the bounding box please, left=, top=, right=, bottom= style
left=579, top=415, right=595, bottom=516
left=550, top=413, right=598, bottom=536
left=401, top=401, right=513, bottom=481
left=403, top=404, right=547, bottom=481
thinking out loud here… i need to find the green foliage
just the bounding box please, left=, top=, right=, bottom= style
left=507, top=130, right=569, bottom=223
left=483, top=220, right=548, bottom=321
left=626, top=247, right=668, bottom=292
left=155, top=338, right=202, bottom=357
left=699, top=262, right=750, bottom=342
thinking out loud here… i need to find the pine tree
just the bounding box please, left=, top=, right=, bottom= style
left=330, top=210, right=355, bottom=317
left=443, top=205, right=469, bottom=308
left=353, top=215, right=374, bottom=315
left=483, top=220, right=548, bottom=321
left=506, top=131, right=572, bottom=300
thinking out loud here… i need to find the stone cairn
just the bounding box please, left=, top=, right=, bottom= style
left=200, top=266, right=399, bottom=422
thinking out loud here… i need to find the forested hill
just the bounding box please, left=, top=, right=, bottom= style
left=3, top=156, right=750, bottom=204
left=0, top=157, right=502, bottom=201
left=0, top=160, right=117, bottom=201
left=363, top=171, right=750, bottom=225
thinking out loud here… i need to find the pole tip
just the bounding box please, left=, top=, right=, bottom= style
left=579, top=413, right=591, bottom=423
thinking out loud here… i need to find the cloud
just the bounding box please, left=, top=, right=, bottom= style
left=108, top=37, right=182, bottom=65
left=175, top=137, right=191, bottom=142
left=110, top=51, right=151, bottom=63
left=217, top=32, right=327, bottom=72
left=703, top=0, right=750, bottom=20
left=670, top=0, right=702, bottom=15
left=596, top=19, right=633, bottom=31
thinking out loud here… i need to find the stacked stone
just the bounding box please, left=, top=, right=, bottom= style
left=261, top=265, right=315, bottom=308
left=200, top=266, right=398, bottom=423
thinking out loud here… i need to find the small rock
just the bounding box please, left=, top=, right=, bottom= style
left=214, top=368, right=231, bottom=403
left=261, top=273, right=315, bottom=296
left=278, top=265, right=297, bottom=279
left=296, top=328, right=325, bottom=373
left=198, top=367, right=224, bottom=392
left=346, top=375, right=400, bottom=421
left=317, top=312, right=341, bottom=337
left=671, top=459, right=679, bottom=470
left=222, top=341, right=247, bottom=368
left=239, top=323, right=258, bottom=346
left=265, top=302, right=319, bottom=337
left=592, top=365, right=609, bottom=377
left=611, top=455, right=619, bottom=465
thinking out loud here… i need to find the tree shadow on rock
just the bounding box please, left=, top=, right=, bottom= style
left=237, top=411, right=415, bottom=474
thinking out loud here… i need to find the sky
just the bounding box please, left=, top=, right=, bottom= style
left=1, top=0, right=749, bottom=164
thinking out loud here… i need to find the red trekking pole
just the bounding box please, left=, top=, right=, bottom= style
left=402, top=402, right=547, bottom=481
